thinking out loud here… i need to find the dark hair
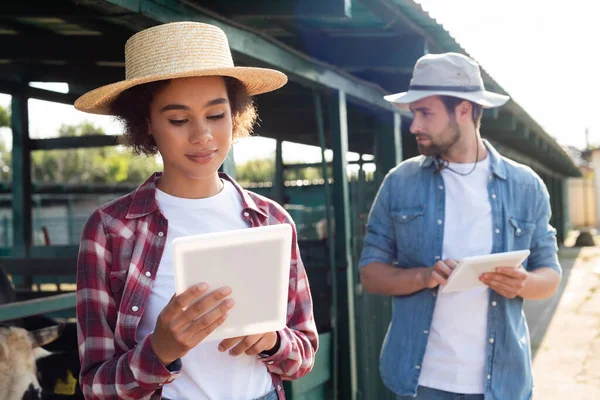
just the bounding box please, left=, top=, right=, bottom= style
left=110, top=77, right=257, bottom=155
left=439, top=95, right=483, bottom=129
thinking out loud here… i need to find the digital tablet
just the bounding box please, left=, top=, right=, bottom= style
left=172, top=224, right=293, bottom=341
left=440, top=249, right=531, bottom=293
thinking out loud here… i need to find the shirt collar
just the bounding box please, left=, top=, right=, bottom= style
left=419, top=138, right=507, bottom=180
left=126, top=172, right=269, bottom=219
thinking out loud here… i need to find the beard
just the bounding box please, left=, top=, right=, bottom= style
left=416, top=120, right=461, bottom=157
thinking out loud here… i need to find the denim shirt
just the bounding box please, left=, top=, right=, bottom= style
left=359, top=140, right=561, bottom=400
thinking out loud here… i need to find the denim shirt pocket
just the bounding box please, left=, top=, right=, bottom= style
left=392, top=206, right=426, bottom=262
left=508, top=217, right=536, bottom=254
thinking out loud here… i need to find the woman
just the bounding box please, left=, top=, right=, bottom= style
left=74, top=22, right=318, bottom=400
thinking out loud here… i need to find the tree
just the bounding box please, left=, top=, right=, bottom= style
left=0, top=111, right=161, bottom=185
left=235, top=158, right=275, bottom=183
left=235, top=157, right=328, bottom=183
left=0, top=105, right=11, bottom=182
left=30, top=121, right=161, bottom=184
left=0, top=104, right=9, bottom=128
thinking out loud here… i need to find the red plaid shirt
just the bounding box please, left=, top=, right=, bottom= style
left=76, top=172, right=318, bottom=400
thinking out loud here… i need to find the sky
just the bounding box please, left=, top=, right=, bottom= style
left=1, top=0, right=598, bottom=159
left=415, top=0, right=599, bottom=150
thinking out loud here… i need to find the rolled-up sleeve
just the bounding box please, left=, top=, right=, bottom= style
left=359, top=174, right=397, bottom=268
left=527, top=179, right=561, bottom=274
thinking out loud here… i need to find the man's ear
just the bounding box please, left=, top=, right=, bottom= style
left=456, top=100, right=472, bottom=122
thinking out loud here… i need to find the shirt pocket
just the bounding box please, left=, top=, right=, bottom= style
left=508, top=217, right=536, bottom=252
left=392, top=206, right=426, bottom=259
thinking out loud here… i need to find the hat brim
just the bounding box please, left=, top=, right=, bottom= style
left=383, top=89, right=510, bottom=111
left=74, top=67, right=288, bottom=115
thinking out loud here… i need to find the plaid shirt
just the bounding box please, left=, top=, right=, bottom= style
left=76, top=172, right=318, bottom=400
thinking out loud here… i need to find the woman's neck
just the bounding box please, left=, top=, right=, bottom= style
left=156, top=170, right=224, bottom=199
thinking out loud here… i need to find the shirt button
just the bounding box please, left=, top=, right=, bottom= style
left=438, top=185, right=444, bottom=190
left=517, top=228, right=522, bottom=234
left=145, top=271, right=151, bottom=277
left=402, top=215, right=407, bottom=220
left=415, top=365, right=421, bottom=370
left=487, top=374, right=491, bottom=380
left=489, top=338, right=495, bottom=344
left=437, top=219, right=443, bottom=225
left=243, top=211, right=250, bottom=218
left=435, top=256, right=441, bottom=260
left=158, top=231, right=164, bottom=237
left=132, top=306, right=139, bottom=312
left=495, top=229, right=500, bottom=234
left=491, top=194, right=497, bottom=199
left=424, top=330, right=429, bottom=334
left=267, top=361, right=274, bottom=365
left=492, top=301, right=497, bottom=306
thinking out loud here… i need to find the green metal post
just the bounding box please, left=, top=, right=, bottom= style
left=272, top=139, right=285, bottom=204
left=11, top=92, right=32, bottom=258
left=67, top=196, right=75, bottom=245
left=375, top=112, right=402, bottom=184
left=314, top=92, right=338, bottom=400
left=329, top=90, right=358, bottom=400
left=3, top=215, right=8, bottom=247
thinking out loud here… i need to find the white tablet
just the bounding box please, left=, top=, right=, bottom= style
left=440, top=250, right=531, bottom=293
left=172, top=224, right=292, bottom=341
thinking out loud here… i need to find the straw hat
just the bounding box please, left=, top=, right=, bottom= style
left=384, top=52, right=509, bottom=110
left=74, top=22, right=288, bottom=115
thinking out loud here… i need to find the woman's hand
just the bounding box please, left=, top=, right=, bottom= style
left=151, top=283, right=235, bottom=366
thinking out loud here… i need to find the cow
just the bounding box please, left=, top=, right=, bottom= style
left=0, top=324, right=64, bottom=400
left=0, top=266, right=82, bottom=399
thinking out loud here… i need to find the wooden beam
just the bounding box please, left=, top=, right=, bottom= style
left=482, top=114, right=517, bottom=132
left=30, top=135, right=120, bottom=151
left=0, top=81, right=79, bottom=106
left=0, top=293, right=76, bottom=322
left=0, top=63, right=124, bottom=87
left=206, top=0, right=352, bottom=19
left=11, top=91, right=32, bottom=258
left=299, top=35, right=426, bottom=72
left=1, top=35, right=127, bottom=63
left=375, top=111, right=402, bottom=182
left=351, top=70, right=413, bottom=95
left=329, top=90, right=358, bottom=400
left=100, top=0, right=396, bottom=112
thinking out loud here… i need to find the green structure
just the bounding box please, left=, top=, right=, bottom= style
left=0, top=1, right=580, bottom=399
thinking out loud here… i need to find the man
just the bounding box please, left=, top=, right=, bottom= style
left=359, top=52, right=561, bottom=400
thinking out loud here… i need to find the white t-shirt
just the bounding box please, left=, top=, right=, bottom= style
left=418, top=156, right=493, bottom=394
left=135, top=180, right=274, bottom=400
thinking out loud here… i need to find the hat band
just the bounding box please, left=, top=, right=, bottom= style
left=409, top=84, right=483, bottom=92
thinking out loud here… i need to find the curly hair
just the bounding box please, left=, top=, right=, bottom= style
left=110, top=77, right=257, bottom=155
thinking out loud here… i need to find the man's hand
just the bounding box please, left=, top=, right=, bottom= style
left=421, top=259, right=458, bottom=289
left=218, top=332, right=279, bottom=357
left=480, top=265, right=529, bottom=299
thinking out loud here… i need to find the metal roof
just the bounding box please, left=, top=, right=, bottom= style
left=0, top=0, right=580, bottom=177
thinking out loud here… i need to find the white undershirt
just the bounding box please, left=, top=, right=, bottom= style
left=418, top=156, right=492, bottom=394
left=135, top=180, right=274, bottom=400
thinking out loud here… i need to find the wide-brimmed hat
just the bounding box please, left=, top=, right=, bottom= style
left=384, top=52, right=509, bottom=110
left=74, top=22, right=288, bottom=115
